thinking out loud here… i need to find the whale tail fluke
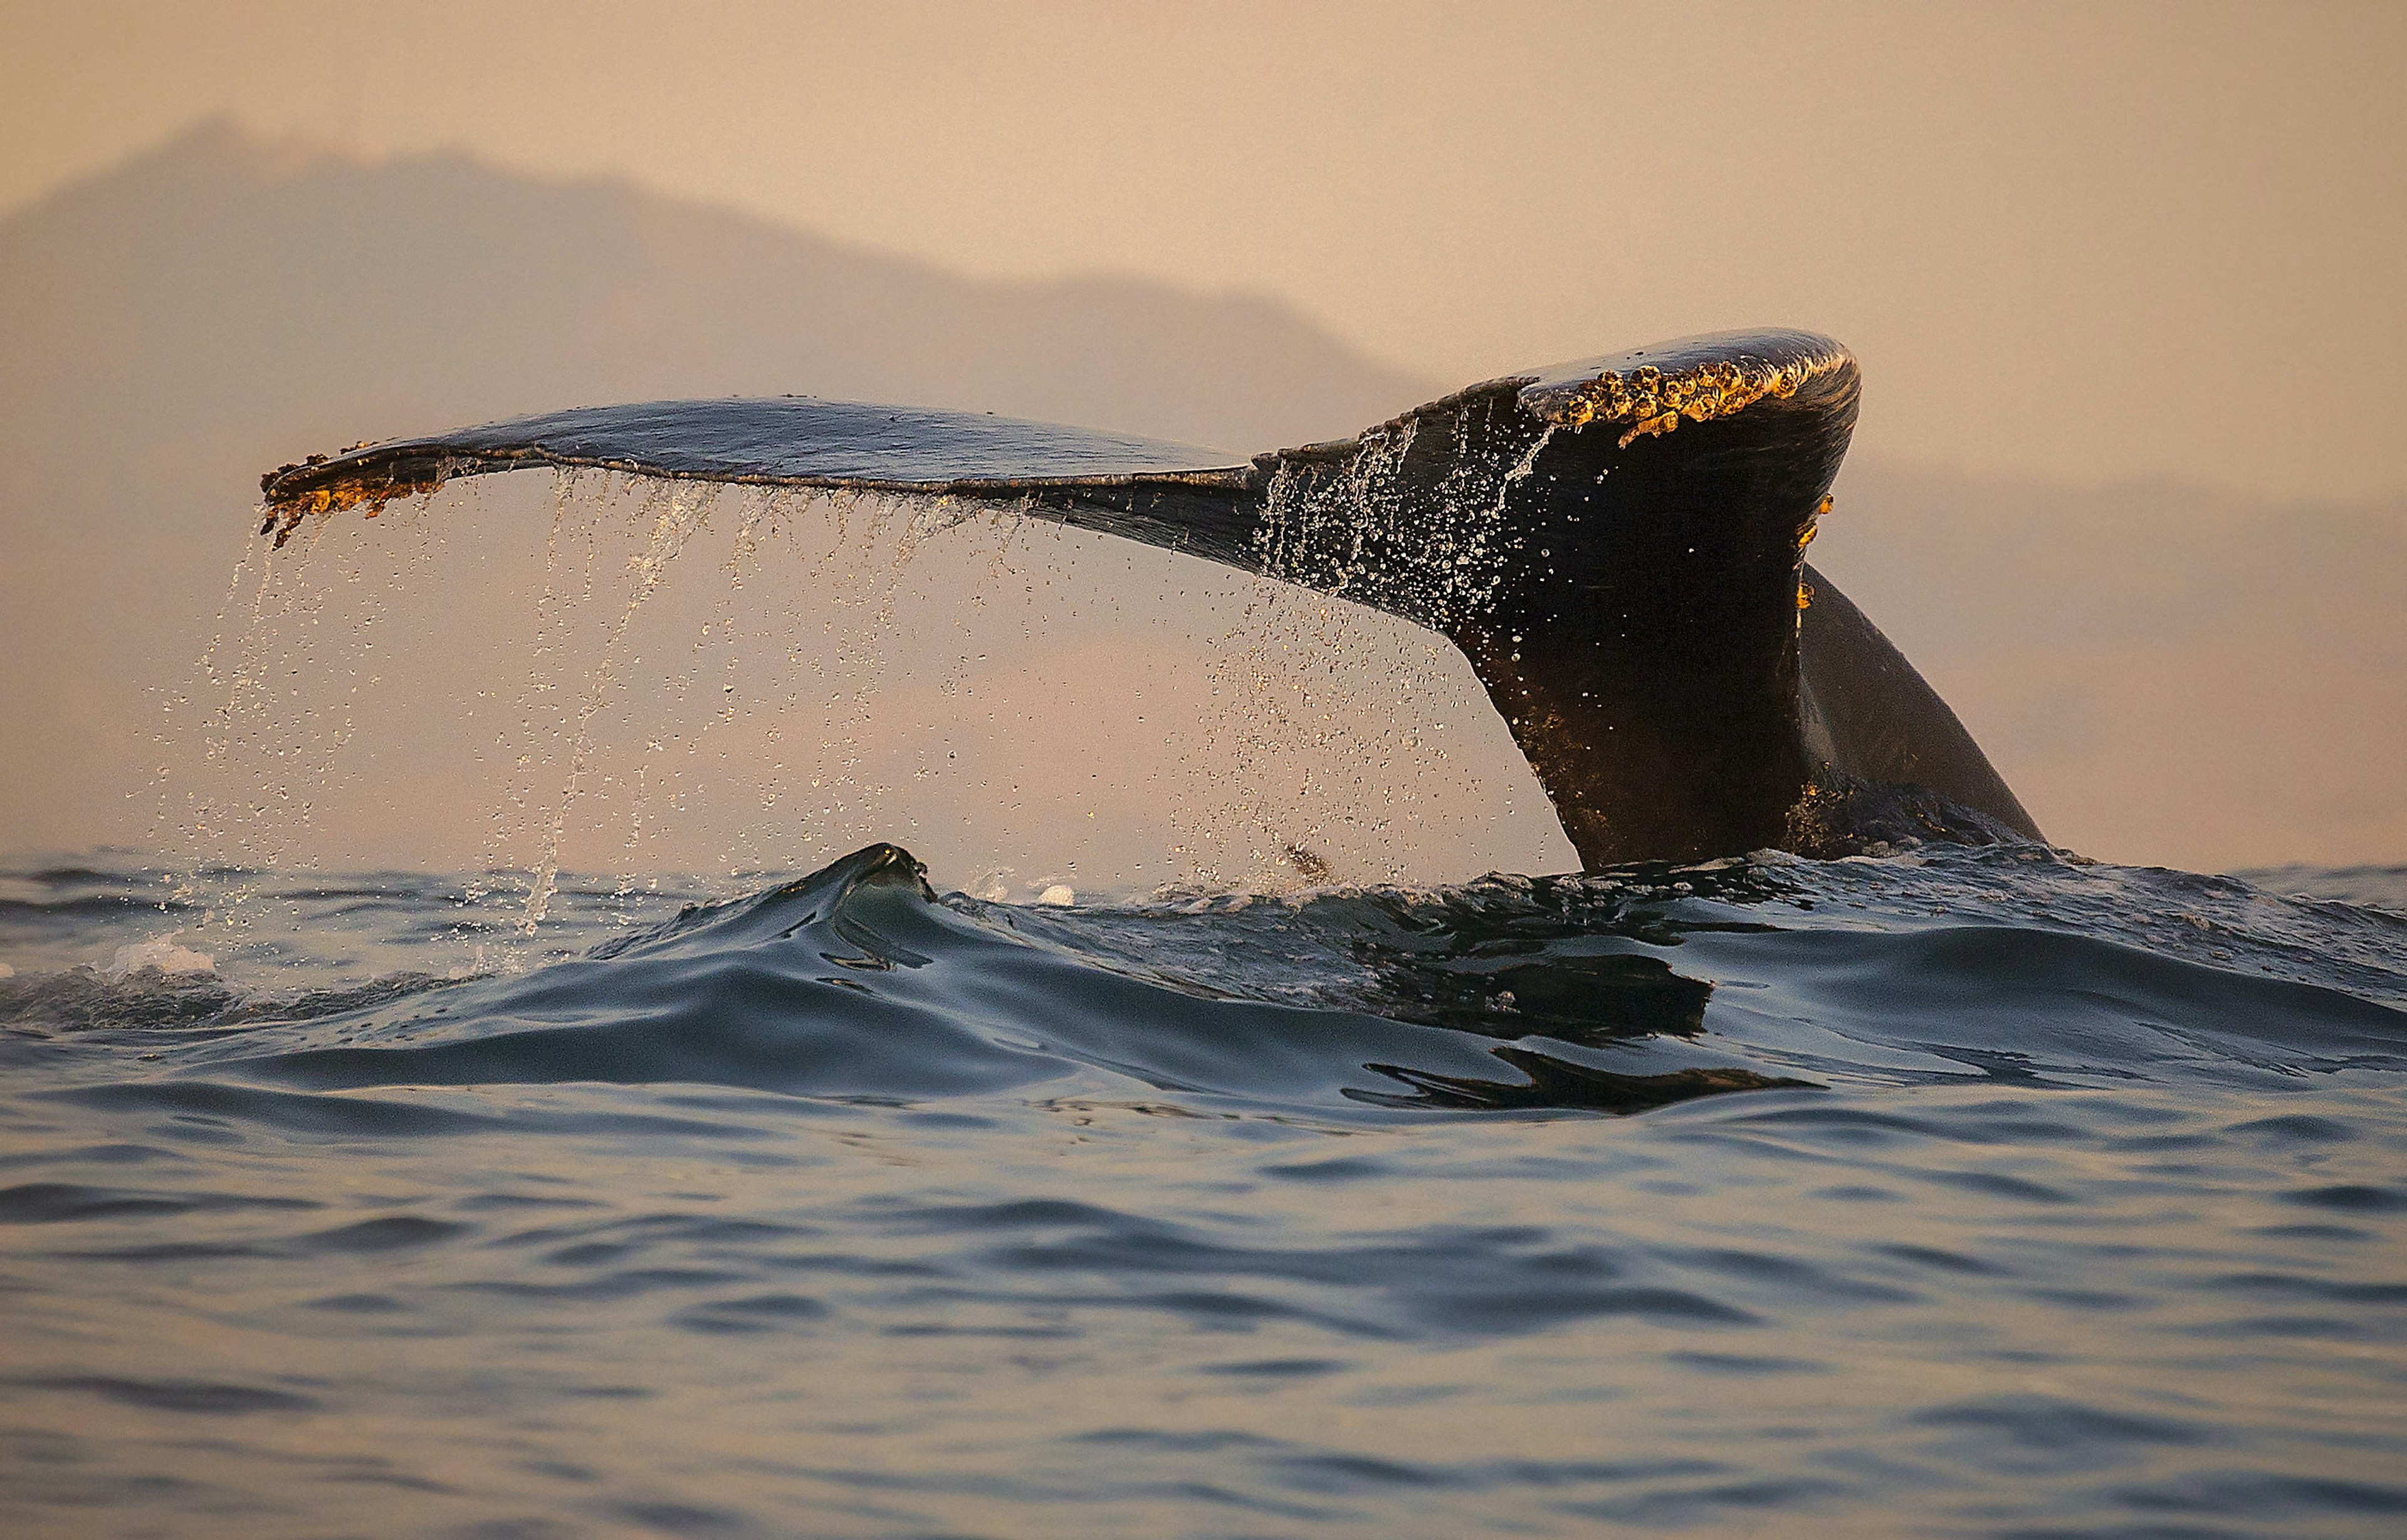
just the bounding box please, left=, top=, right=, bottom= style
left=259, top=329, right=2040, bottom=865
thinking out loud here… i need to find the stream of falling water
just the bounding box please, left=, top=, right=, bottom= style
left=1170, top=584, right=1479, bottom=890
left=520, top=479, right=717, bottom=927
left=154, top=466, right=1555, bottom=960
left=1252, top=409, right=1560, bottom=633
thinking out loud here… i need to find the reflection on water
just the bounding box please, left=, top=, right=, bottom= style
left=1, top=847, right=2404, bottom=1536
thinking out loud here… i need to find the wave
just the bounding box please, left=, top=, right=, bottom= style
left=7, top=843, right=2401, bottom=1127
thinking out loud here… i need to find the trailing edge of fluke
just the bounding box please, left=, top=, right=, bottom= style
left=261, top=328, right=2043, bottom=868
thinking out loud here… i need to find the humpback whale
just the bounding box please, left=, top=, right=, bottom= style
left=261, top=328, right=2042, bottom=867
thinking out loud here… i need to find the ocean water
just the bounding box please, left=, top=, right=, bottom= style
left=2, top=844, right=2403, bottom=1537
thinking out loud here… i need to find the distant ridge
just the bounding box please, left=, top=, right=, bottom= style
left=0, top=119, right=1440, bottom=465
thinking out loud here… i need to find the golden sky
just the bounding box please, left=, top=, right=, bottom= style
left=6, top=0, right=2404, bottom=500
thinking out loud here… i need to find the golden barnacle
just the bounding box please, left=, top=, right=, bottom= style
left=1617, top=411, right=1684, bottom=449
left=1546, top=349, right=1847, bottom=446
left=260, top=468, right=444, bottom=547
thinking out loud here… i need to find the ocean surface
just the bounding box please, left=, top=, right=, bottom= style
left=3, top=844, right=2404, bottom=1537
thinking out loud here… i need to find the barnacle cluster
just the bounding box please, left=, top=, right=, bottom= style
left=258, top=456, right=448, bottom=546
left=1542, top=351, right=1849, bottom=450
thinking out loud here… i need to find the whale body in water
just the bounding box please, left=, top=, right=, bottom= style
left=261, top=328, right=2042, bottom=867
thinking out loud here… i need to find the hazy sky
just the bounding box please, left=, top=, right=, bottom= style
left=6, top=1, right=2404, bottom=500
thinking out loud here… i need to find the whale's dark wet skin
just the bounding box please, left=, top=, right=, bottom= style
left=261, top=329, right=2038, bottom=866
left=4, top=849, right=2406, bottom=1536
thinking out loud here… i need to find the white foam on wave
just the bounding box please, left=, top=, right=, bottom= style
left=108, top=933, right=217, bottom=978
